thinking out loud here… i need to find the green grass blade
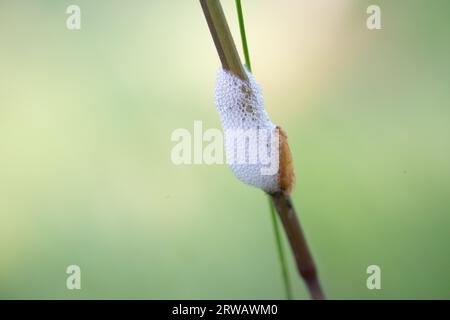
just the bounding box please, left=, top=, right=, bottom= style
left=234, top=0, right=293, bottom=299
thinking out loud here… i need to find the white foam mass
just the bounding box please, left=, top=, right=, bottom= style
left=214, top=67, right=280, bottom=193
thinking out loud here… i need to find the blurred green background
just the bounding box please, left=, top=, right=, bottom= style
left=1, top=0, right=449, bottom=299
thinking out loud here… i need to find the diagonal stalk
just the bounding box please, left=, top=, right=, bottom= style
left=199, top=0, right=325, bottom=300
left=199, top=0, right=247, bottom=80
left=269, top=196, right=293, bottom=300
left=271, top=192, right=325, bottom=300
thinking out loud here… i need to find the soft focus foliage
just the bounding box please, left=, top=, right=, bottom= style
left=0, top=0, right=449, bottom=299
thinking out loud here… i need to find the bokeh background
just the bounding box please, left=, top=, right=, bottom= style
left=1, top=0, right=449, bottom=299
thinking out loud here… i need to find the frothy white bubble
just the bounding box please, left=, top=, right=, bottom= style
left=214, top=67, right=280, bottom=193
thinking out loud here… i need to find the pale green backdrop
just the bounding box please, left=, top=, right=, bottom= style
left=0, top=0, right=449, bottom=299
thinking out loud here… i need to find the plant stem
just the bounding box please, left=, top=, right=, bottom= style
left=269, top=197, right=293, bottom=300
left=199, top=0, right=325, bottom=300
left=199, top=0, right=247, bottom=80
left=235, top=0, right=252, bottom=72
left=235, top=0, right=293, bottom=300
left=271, top=193, right=325, bottom=300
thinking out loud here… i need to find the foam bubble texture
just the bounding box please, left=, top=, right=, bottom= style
left=214, top=67, right=280, bottom=193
